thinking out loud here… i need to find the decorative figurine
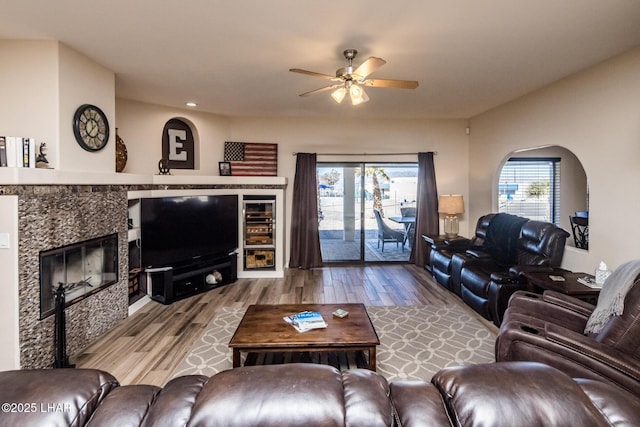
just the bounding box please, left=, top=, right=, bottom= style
left=158, top=158, right=171, bottom=175
left=115, top=129, right=128, bottom=173
left=36, top=142, right=50, bottom=168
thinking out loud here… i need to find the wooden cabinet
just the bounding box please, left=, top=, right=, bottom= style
left=243, top=196, right=276, bottom=270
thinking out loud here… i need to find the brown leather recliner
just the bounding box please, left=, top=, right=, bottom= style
left=455, top=219, right=569, bottom=325
left=429, top=213, right=495, bottom=296
left=496, top=274, right=640, bottom=397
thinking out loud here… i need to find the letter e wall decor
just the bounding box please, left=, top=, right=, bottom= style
left=162, top=118, right=195, bottom=169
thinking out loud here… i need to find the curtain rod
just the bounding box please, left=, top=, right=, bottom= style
left=291, top=152, right=437, bottom=156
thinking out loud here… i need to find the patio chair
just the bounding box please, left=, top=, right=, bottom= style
left=400, top=207, right=416, bottom=217
left=374, top=209, right=405, bottom=252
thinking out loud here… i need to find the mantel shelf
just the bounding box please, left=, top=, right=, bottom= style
left=0, top=168, right=287, bottom=186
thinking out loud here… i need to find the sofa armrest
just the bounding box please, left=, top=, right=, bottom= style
left=505, top=290, right=595, bottom=324
left=492, top=265, right=558, bottom=284
left=508, top=265, right=555, bottom=278
left=542, top=290, right=596, bottom=317
left=464, top=248, right=492, bottom=259
left=0, top=368, right=119, bottom=427
left=496, top=319, right=640, bottom=396
left=392, top=362, right=640, bottom=427
left=432, top=237, right=471, bottom=250
left=545, top=323, right=640, bottom=381
left=490, top=271, right=523, bottom=284
left=430, top=362, right=609, bottom=426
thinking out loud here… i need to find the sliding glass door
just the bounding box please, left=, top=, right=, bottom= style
left=318, top=164, right=363, bottom=262
left=318, top=162, right=417, bottom=263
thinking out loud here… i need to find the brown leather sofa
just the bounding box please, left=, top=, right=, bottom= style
left=2, top=362, right=640, bottom=426
left=496, top=274, right=640, bottom=398
left=0, top=363, right=393, bottom=427
left=443, top=214, right=569, bottom=325
left=429, top=213, right=495, bottom=295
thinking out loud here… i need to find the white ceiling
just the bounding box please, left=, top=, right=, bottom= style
left=2, top=0, right=640, bottom=119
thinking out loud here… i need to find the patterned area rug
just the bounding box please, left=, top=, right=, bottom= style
left=170, top=305, right=496, bottom=382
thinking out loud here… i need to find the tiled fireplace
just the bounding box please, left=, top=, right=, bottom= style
left=14, top=185, right=129, bottom=369
left=39, top=233, right=119, bottom=319
left=1, top=178, right=286, bottom=370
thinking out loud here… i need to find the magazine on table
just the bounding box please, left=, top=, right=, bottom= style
left=577, top=276, right=602, bottom=288
left=283, top=311, right=327, bottom=332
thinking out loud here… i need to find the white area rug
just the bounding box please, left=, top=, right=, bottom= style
left=171, top=304, right=496, bottom=382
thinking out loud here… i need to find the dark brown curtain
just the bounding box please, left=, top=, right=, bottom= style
left=289, top=153, right=323, bottom=269
left=409, top=152, right=439, bottom=265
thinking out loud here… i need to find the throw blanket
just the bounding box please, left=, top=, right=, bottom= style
left=484, top=214, right=528, bottom=265
left=584, top=259, right=640, bottom=334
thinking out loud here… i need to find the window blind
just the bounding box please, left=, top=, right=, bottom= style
left=498, top=158, right=561, bottom=225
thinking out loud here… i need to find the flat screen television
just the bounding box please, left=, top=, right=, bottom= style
left=140, top=195, right=238, bottom=268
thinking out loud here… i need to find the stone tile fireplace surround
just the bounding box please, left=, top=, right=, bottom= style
left=8, top=185, right=129, bottom=369
left=1, top=180, right=286, bottom=369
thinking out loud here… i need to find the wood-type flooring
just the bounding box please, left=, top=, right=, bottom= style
left=72, top=264, right=496, bottom=386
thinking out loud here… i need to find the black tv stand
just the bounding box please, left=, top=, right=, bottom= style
left=147, top=253, right=237, bottom=304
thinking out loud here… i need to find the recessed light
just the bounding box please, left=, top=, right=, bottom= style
left=185, top=102, right=197, bottom=107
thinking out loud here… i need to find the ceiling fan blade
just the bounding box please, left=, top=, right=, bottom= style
left=289, top=68, right=336, bottom=80
left=363, top=78, right=419, bottom=89
left=298, top=84, right=341, bottom=97
left=353, top=57, right=386, bottom=79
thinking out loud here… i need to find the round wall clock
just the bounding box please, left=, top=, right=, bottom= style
left=73, top=104, right=110, bottom=151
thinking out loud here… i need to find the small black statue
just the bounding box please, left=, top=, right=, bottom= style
left=158, top=158, right=171, bottom=175
left=36, top=142, right=50, bottom=168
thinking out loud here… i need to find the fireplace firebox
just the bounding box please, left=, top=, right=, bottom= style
left=39, top=233, right=119, bottom=319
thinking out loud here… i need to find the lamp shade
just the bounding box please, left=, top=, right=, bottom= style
left=438, top=195, right=464, bottom=215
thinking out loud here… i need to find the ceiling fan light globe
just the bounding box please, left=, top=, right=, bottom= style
left=331, top=87, right=347, bottom=103
left=350, top=84, right=363, bottom=98
left=349, top=85, right=369, bottom=105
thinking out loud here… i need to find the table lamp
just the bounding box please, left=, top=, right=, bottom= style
left=438, top=194, right=464, bottom=238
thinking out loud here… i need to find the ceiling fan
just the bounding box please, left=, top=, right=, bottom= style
left=289, top=49, right=419, bottom=105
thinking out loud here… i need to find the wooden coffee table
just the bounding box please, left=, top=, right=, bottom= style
left=228, top=303, right=380, bottom=370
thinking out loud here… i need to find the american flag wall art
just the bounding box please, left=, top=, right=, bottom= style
left=224, top=142, right=278, bottom=176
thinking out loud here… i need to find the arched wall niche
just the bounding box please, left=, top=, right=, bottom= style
left=493, top=145, right=588, bottom=249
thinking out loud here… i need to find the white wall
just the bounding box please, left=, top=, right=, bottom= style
left=114, top=100, right=470, bottom=263
left=469, top=46, right=640, bottom=272
left=115, top=98, right=230, bottom=175
left=227, top=116, right=470, bottom=257
left=0, top=41, right=59, bottom=167
left=58, top=43, right=115, bottom=172
left=0, top=196, right=19, bottom=370
left=0, top=40, right=115, bottom=172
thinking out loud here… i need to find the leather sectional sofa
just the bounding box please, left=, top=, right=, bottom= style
left=429, top=212, right=570, bottom=325
left=497, top=281, right=640, bottom=398
left=2, top=362, right=640, bottom=426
